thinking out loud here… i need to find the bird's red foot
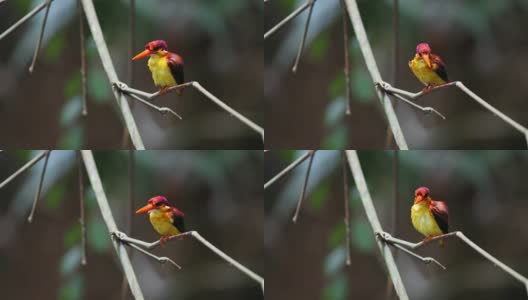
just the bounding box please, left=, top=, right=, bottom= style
left=421, top=85, right=433, bottom=95
left=422, top=236, right=433, bottom=244
left=160, top=235, right=172, bottom=246
left=159, top=86, right=170, bottom=96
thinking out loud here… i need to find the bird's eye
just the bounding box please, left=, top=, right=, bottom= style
left=156, top=202, right=163, bottom=206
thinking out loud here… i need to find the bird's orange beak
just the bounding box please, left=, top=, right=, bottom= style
left=132, top=49, right=152, bottom=60
left=414, top=195, right=423, bottom=204
left=136, top=203, right=155, bottom=214
left=422, top=54, right=432, bottom=68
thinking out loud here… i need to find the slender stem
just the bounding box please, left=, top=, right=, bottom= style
left=342, top=151, right=351, bottom=265
left=113, top=231, right=264, bottom=292
left=28, top=0, right=52, bottom=73
left=292, top=151, right=316, bottom=223
left=78, top=151, right=87, bottom=265
left=81, top=151, right=144, bottom=299
left=126, top=93, right=182, bottom=120
left=27, top=151, right=51, bottom=223
left=341, top=0, right=351, bottom=115
left=391, top=243, right=445, bottom=270
left=343, top=0, right=408, bottom=149
left=79, top=0, right=88, bottom=116
left=0, top=1, right=50, bottom=41
left=80, top=0, right=145, bottom=149
left=291, top=0, right=316, bottom=73
left=264, top=1, right=312, bottom=39
left=0, top=151, right=49, bottom=190
left=377, top=231, right=528, bottom=294
left=389, top=93, right=445, bottom=119
left=125, top=242, right=181, bottom=269
left=385, top=150, right=399, bottom=299
left=345, top=150, right=409, bottom=299
left=121, top=150, right=135, bottom=300
left=264, top=150, right=313, bottom=189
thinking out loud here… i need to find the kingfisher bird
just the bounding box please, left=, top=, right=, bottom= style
left=411, top=187, right=449, bottom=247
left=409, top=43, right=449, bottom=93
left=136, top=196, right=186, bottom=245
left=132, top=40, right=185, bottom=95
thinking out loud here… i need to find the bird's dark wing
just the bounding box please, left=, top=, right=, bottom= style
left=167, top=53, right=184, bottom=85
left=431, top=54, right=449, bottom=82
left=170, top=207, right=186, bottom=233
left=430, top=200, right=449, bottom=234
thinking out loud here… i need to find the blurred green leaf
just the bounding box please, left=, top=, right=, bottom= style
left=351, top=217, right=374, bottom=253
left=44, top=33, right=66, bottom=63
left=322, top=274, right=348, bottom=300
left=351, top=68, right=374, bottom=102
left=45, top=184, right=65, bottom=210
left=321, top=125, right=348, bottom=149
left=58, top=273, right=83, bottom=300
left=324, top=97, right=346, bottom=128
left=88, top=68, right=111, bottom=103
left=87, top=216, right=111, bottom=253
left=309, top=179, right=329, bottom=211
left=308, top=32, right=330, bottom=61
left=323, top=245, right=346, bottom=277
left=64, top=223, right=81, bottom=249
left=64, top=73, right=81, bottom=99
left=328, top=74, right=345, bottom=100
left=60, top=97, right=82, bottom=127
left=60, top=246, right=81, bottom=276
left=58, top=126, right=83, bottom=149
left=327, top=222, right=345, bottom=248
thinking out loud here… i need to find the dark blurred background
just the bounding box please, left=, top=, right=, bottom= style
left=0, top=0, right=263, bottom=149
left=266, top=150, right=528, bottom=300
left=265, top=0, right=528, bottom=149
left=0, top=150, right=263, bottom=299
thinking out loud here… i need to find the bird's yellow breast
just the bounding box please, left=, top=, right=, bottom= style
left=411, top=201, right=443, bottom=238
left=149, top=209, right=180, bottom=236
left=409, top=56, right=446, bottom=86
left=147, top=54, right=177, bottom=88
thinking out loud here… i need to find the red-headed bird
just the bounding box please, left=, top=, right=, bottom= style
left=409, top=43, right=449, bottom=92
left=132, top=40, right=185, bottom=95
left=411, top=187, right=449, bottom=247
left=136, top=196, right=185, bottom=245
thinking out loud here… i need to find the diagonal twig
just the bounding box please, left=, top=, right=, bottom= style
left=292, top=150, right=316, bottom=223
left=377, top=231, right=528, bottom=294
left=28, top=0, right=52, bottom=73
left=291, top=0, right=316, bottom=73
left=27, top=150, right=51, bottom=223
left=264, top=150, right=314, bottom=189
left=113, top=230, right=264, bottom=292
left=264, top=0, right=313, bottom=39
left=0, top=0, right=52, bottom=41
left=342, top=151, right=351, bottom=265
left=389, top=93, right=445, bottom=119
left=390, top=243, right=445, bottom=270
left=116, top=240, right=181, bottom=269
left=0, top=151, right=49, bottom=190
left=345, top=150, right=409, bottom=299
left=125, top=93, right=182, bottom=120
left=378, top=81, right=528, bottom=146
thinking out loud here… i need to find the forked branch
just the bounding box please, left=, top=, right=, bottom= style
left=0, top=151, right=49, bottom=189
left=376, top=231, right=528, bottom=294
left=0, top=0, right=53, bottom=41
left=264, top=150, right=314, bottom=189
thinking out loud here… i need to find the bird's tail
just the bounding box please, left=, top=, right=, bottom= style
left=439, top=239, right=446, bottom=248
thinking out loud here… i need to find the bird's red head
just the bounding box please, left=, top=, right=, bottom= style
left=132, top=40, right=169, bottom=60
left=414, top=186, right=430, bottom=204
left=415, top=43, right=432, bottom=68
left=136, top=196, right=171, bottom=214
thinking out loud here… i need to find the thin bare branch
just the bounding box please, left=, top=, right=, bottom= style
left=391, top=243, right=445, bottom=270
left=121, top=149, right=135, bottom=300
left=345, top=150, right=409, bottom=299
left=80, top=0, right=145, bottom=149
left=114, top=81, right=264, bottom=140
left=378, top=81, right=528, bottom=146
left=79, top=0, right=88, bottom=116
left=343, top=0, right=408, bottom=149
left=292, top=151, right=316, bottom=223
left=377, top=231, right=528, bottom=294
left=28, top=0, right=52, bottom=73
left=291, top=0, right=316, bottom=73
left=389, top=93, right=445, bottom=119
left=78, top=151, right=87, bottom=265
left=0, top=0, right=50, bottom=41
left=27, top=150, right=51, bottom=223
left=0, top=151, right=49, bottom=190
left=264, top=0, right=312, bottom=39
left=123, top=242, right=181, bottom=269
left=126, top=93, right=182, bottom=120
left=342, top=151, right=351, bottom=266
left=341, top=0, right=352, bottom=115
left=264, top=150, right=314, bottom=189
left=113, top=230, right=264, bottom=292
left=81, top=150, right=144, bottom=299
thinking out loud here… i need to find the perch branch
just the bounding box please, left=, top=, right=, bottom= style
left=291, top=0, right=316, bottom=73
left=264, top=0, right=312, bottom=39
left=343, top=0, right=408, bottom=149
left=113, top=231, right=264, bottom=292
left=113, top=81, right=264, bottom=140
left=27, top=150, right=51, bottom=223
left=0, top=0, right=52, bottom=41
left=80, top=0, right=145, bottom=149
left=264, top=150, right=314, bottom=189
left=378, top=81, right=528, bottom=146
left=345, top=150, right=409, bottom=299
left=80, top=150, right=144, bottom=299
left=28, top=0, right=52, bottom=73
left=0, top=151, right=49, bottom=190
left=377, top=231, right=528, bottom=294
left=292, top=150, right=316, bottom=223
